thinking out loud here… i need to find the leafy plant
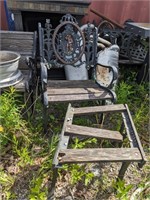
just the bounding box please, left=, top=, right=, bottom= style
left=0, top=87, right=31, bottom=151
left=0, top=67, right=149, bottom=199
left=15, top=147, right=33, bottom=167
left=116, top=81, right=134, bottom=104
left=62, top=164, right=94, bottom=186
left=73, top=116, right=93, bottom=126
left=29, top=176, right=47, bottom=200
left=71, top=137, right=97, bottom=149
left=112, top=179, right=133, bottom=200
left=0, top=170, right=16, bottom=200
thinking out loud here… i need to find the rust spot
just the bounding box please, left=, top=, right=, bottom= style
left=96, top=65, right=112, bottom=87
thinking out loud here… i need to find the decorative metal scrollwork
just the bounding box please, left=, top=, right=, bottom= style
left=98, top=20, right=115, bottom=37
left=81, top=23, right=97, bottom=69
left=99, top=28, right=148, bottom=63
left=42, top=19, right=54, bottom=64
left=52, top=14, right=85, bottom=65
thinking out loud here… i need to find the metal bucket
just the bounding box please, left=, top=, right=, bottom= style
left=64, top=54, right=88, bottom=80
left=0, top=51, right=23, bottom=88
left=96, top=45, right=119, bottom=88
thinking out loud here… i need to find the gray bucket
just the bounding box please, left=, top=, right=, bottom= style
left=0, top=51, right=23, bottom=88
left=64, top=54, right=88, bottom=80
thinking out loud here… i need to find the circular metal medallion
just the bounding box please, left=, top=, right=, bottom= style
left=52, top=21, right=85, bottom=65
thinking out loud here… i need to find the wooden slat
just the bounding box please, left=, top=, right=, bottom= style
left=47, top=92, right=112, bottom=102
left=1, top=40, right=33, bottom=52
left=47, top=87, right=102, bottom=95
left=1, top=39, right=33, bottom=44
left=65, top=124, right=123, bottom=141
left=47, top=80, right=100, bottom=88
left=1, top=31, right=34, bottom=40
left=1, top=30, right=34, bottom=70
left=58, top=148, right=142, bottom=163
left=73, top=104, right=126, bottom=115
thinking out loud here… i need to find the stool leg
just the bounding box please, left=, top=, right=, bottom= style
left=118, top=162, right=130, bottom=180
left=47, top=168, right=58, bottom=200
left=119, top=122, right=125, bottom=147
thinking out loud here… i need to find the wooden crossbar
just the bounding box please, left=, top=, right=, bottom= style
left=73, top=104, right=126, bottom=115
left=65, top=124, right=123, bottom=141
left=58, top=148, right=142, bottom=164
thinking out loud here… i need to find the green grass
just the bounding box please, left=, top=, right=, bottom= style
left=0, top=71, right=149, bottom=199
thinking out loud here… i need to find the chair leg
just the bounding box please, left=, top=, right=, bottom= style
left=118, top=162, right=130, bottom=180
left=43, top=105, right=48, bottom=134
left=96, top=100, right=106, bottom=124
left=47, top=168, right=58, bottom=200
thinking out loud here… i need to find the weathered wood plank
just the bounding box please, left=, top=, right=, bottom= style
left=1, top=31, right=34, bottom=40
left=65, top=124, right=123, bottom=141
left=1, top=38, right=33, bottom=43
left=47, top=87, right=103, bottom=95
left=1, top=30, right=35, bottom=70
left=1, top=40, right=33, bottom=49
left=1, top=40, right=33, bottom=53
left=73, top=104, right=126, bottom=115
left=58, top=148, right=142, bottom=163
left=47, top=92, right=112, bottom=102
left=47, top=80, right=100, bottom=88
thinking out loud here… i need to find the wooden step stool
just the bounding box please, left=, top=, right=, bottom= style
left=48, top=103, right=146, bottom=198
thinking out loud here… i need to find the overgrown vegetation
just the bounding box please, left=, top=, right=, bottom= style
left=0, top=70, right=149, bottom=199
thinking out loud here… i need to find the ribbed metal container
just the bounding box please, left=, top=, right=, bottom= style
left=0, top=51, right=23, bottom=88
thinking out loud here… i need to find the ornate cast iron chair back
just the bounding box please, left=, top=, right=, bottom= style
left=52, top=14, right=85, bottom=65
left=38, top=14, right=99, bottom=69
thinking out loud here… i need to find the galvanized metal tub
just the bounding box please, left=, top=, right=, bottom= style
left=65, top=54, right=89, bottom=80
left=0, top=51, right=23, bottom=88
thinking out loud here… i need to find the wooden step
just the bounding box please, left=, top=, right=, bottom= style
left=58, top=148, right=142, bottom=164
left=73, top=104, right=126, bottom=115
left=65, top=124, right=123, bottom=141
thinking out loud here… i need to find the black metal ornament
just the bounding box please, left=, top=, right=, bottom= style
left=52, top=14, right=85, bottom=65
